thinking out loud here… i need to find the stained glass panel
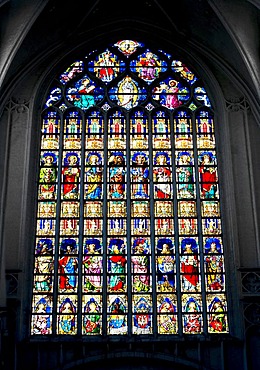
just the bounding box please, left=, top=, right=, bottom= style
left=32, top=40, right=229, bottom=336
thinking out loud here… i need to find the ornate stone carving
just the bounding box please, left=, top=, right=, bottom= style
left=244, top=302, right=260, bottom=329
left=225, top=97, right=250, bottom=112
left=6, top=272, right=19, bottom=297
left=241, top=271, right=260, bottom=294
left=4, top=98, right=30, bottom=114
left=240, top=270, right=260, bottom=331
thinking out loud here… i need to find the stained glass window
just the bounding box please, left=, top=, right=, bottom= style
left=31, top=40, right=229, bottom=336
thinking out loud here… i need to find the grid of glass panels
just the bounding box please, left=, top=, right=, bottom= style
left=31, top=40, right=228, bottom=336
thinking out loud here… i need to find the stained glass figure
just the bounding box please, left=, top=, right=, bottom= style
left=204, top=237, right=225, bottom=292
left=82, top=296, right=102, bottom=335
left=180, top=238, right=200, bottom=292
left=62, top=152, right=80, bottom=199
left=34, top=239, right=54, bottom=293
left=86, top=110, right=104, bottom=149
left=175, top=115, right=193, bottom=149
left=31, top=296, right=52, bottom=334
left=107, top=294, right=128, bottom=335
left=153, top=78, right=190, bottom=109
left=60, top=61, right=84, bottom=84
left=196, top=111, right=215, bottom=148
left=176, top=157, right=195, bottom=199
left=108, top=151, right=126, bottom=199
left=39, top=152, right=58, bottom=200
left=33, top=40, right=229, bottom=336
left=57, top=296, right=77, bottom=334
left=198, top=151, right=218, bottom=199
left=109, top=76, right=147, bottom=109
left=202, top=218, right=221, bottom=235
left=85, top=151, right=103, bottom=199
left=83, top=238, right=103, bottom=292
left=88, top=50, right=125, bottom=82
left=182, top=295, right=202, bottom=333
left=131, top=151, right=149, bottom=199
left=156, top=238, right=175, bottom=293
left=207, top=295, right=228, bottom=333
left=130, top=50, right=167, bottom=83
left=157, top=295, right=177, bottom=334
left=108, top=218, right=126, bottom=235
left=114, top=40, right=143, bottom=56
left=108, top=111, right=126, bottom=149
left=153, top=111, right=171, bottom=149
left=130, top=110, right=148, bottom=149
left=108, top=295, right=127, bottom=314
left=41, top=112, right=60, bottom=149
left=133, top=295, right=152, bottom=334
left=131, top=244, right=151, bottom=293
left=107, top=239, right=127, bottom=292
left=153, top=151, right=172, bottom=199
left=58, top=239, right=78, bottom=292
left=64, top=111, right=82, bottom=149
left=66, top=77, right=104, bottom=110
left=172, top=60, right=198, bottom=85
left=35, top=238, right=54, bottom=254
left=42, top=113, right=60, bottom=134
